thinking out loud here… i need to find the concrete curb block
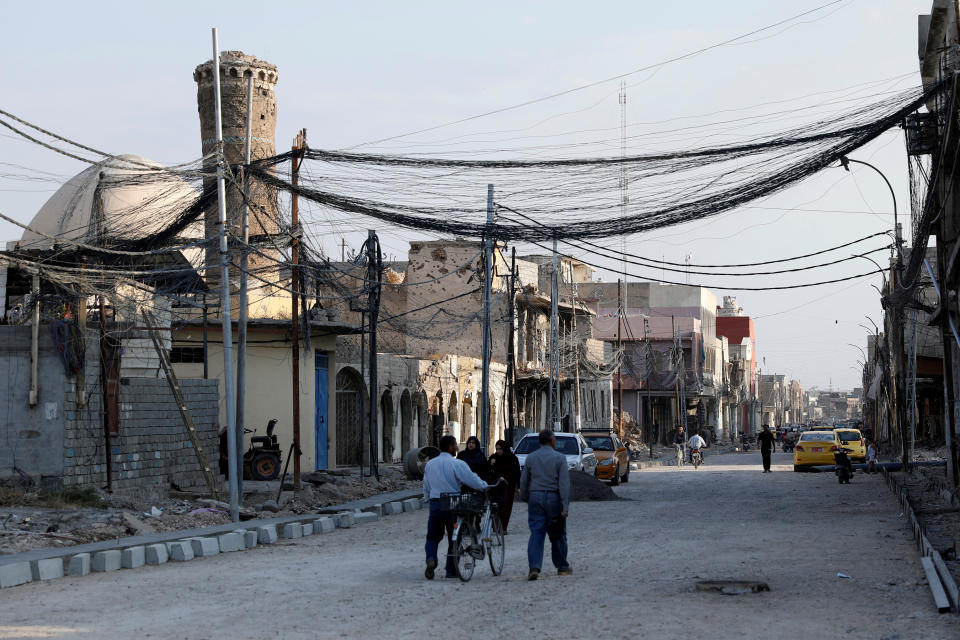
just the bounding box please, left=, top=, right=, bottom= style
left=92, top=550, right=122, bottom=572
left=166, top=541, right=194, bottom=562
left=313, top=517, right=336, bottom=534
left=401, top=498, right=421, bottom=512
left=281, top=522, right=303, bottom=539
left=239, top=530, right=258, bottom=548
left=68, top=553, right=91, bottom=576
left=335, top=512, right=355, bottom=528
left=301, top=523, right=314, bottom=536
left=257, top=525, right=278, bottom=544
left=30, top=558, right=64, bottom=581
left=217, top=532, right=244, bottom=552
left=145, top=544, right=169, bottom=565
left=383, top=501, right=404, bottom=516
left=121, top=546, right=145, bottom=569
left=189, top=538, right=220, bottom=557
left=0, top=562, right=33, bottom=588
left=361, top=504, right=383, bottom=517
left=354, top=512, right=379, bottom=525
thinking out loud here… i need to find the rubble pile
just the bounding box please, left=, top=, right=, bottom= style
left=1, top=465, right=419, bottom=555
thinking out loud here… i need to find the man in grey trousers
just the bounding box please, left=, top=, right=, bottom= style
left=518, top=429, right=572, bottom=580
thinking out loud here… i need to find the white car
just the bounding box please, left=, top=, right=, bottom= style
left=513, top=433, right=598, bottom=476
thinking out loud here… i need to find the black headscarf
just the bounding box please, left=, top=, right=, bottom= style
left=458, top=435, right=490, bottom=478
left=488, top=439, right=521, bottom=486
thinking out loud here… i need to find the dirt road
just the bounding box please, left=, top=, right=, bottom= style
left=1, top=451, right=955, bottom=639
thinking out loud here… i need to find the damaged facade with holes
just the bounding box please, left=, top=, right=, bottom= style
left=316, top=240, right=615, bottom=461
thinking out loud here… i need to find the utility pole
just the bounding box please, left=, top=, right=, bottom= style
left=366, top=231, right=381, bottom=479
left=506, top=247, right=517, bottom=446
left=550, top=235, right=560, bottom=430
left=572, top=274, right=582, bottom=433
left=235, top=70, right=253, bottom=499
left=290, top=128, right=307, bottom=490
left=211, top=28, right=239, bottom=521
left=481, top=184, right=494, bottom=451
left=644, top=316, right=652, bottom=456
left=617, top=280, right=623, bottom=433
left=358, top=308, right=366, bottom=477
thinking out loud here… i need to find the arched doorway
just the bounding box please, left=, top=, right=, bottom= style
left=335, top=368, right=365, bottom=466
left=447, top=390, right=458, bottom=438
left=381, top=391, right=395, bottom=463
left=400, top=389, right=413, bottom=456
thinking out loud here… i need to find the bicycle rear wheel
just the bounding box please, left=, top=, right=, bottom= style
left=487, top=515, right=505, bottom=576
left=454, top=523, right=476, bottom=582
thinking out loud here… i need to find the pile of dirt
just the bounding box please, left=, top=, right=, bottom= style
left=569, top=470, right=619, bottom=502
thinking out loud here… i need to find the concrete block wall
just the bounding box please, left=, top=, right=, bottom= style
left=62, top=330, right=220, bottom=491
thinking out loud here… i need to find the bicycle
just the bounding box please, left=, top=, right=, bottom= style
left=441, top=484, right=505, bottom=582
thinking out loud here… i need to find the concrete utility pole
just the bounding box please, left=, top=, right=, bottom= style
left=366, top=231, right=381, bottom=479
left=211, top=28, right=239, bottom=521
left=572, top=275, right=582, bottom=433
left=235, top=71, right=253, bottom=499
left=290, top=129, right=307, bottom=490
left=481, top=184, right=493, bottom=450
left=506, top=247, right=517, bottom=446
left=644, top=316, right=653, bottom=455
left=550, top=236, right=560, bottom=430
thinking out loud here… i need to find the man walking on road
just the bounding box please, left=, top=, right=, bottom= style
left=422, top=435, right=491, bottom=580
left=519, top=429, right=572, bottom=581
left=757, top=424, right=776, bottom=473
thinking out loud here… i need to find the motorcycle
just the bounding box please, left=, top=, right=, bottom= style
left=691, top=448, right=703, bottom=469
left=834, top=447, right=853, bottom=484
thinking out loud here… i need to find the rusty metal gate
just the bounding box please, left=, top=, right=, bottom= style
left=336, top=368, right=362, bottom=466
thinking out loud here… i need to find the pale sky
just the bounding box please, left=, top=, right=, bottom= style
left=0, top=0, right=935, bottom=391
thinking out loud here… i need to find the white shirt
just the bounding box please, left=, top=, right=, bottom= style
left=422, top=452, right=489, bottom=500
left=867, top=445, right=877, bottom=462
left=687, top=435, right=706, bottom=449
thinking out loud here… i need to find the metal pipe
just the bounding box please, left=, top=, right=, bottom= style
left=28, top=272, right=39, bottom=406
left=235, top=71, right=253, bottom=499
left=211, top=28, right=239, bottom=522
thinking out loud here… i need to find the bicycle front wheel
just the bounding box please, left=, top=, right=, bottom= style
left=454, top=523, right=476, bottom=582
left=487, top=515, right=505, bottom=576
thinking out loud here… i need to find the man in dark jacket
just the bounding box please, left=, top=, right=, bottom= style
left=757, top=424, right=776, bottom=473
left=519, top=429, right=572, bottom=581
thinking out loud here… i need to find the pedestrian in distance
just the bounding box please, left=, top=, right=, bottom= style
left=488, top=439, right=521, bottom=533
left=757, top=424, right=776, bottom=473
left=866, top=440, right=878, bottom=473
left=457, top=435, right=491, bottom=479
left=422, top=435, right=493, bottom=580
left=518, top=429, right=572, bottom=581
left=673, top=424, right=686, bottom=461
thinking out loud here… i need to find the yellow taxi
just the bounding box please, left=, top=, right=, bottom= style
left=581, top=430, right=630, bottom=485
left=793, top=430, right=841, bottom=472
left=834, top=428, right=866, bottom=462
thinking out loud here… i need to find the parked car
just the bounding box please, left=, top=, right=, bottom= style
left=793, top=430, right=842, bottom=471
left=514, top=432, right=598, bottom=476
left=833, top=427, right=866, bottom=462
left=581, top=430, right=630, bottom=485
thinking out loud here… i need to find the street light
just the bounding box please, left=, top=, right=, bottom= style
left=839, top=156, right=899, bottom=253
left=864, top=316, right=879, bottom=333
left=847, top=343, right=867, bottom=360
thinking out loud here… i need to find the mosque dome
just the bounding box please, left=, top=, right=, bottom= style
left=19, top=154, right=201, bottom=250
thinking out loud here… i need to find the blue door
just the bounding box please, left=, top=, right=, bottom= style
left=315, top=353, right=329, bottom=470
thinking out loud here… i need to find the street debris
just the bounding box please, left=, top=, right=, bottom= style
left=694, top=579, right=770, bottom=595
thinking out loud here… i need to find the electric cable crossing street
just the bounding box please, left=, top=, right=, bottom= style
left=0, top=4, right=959, bottom=639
